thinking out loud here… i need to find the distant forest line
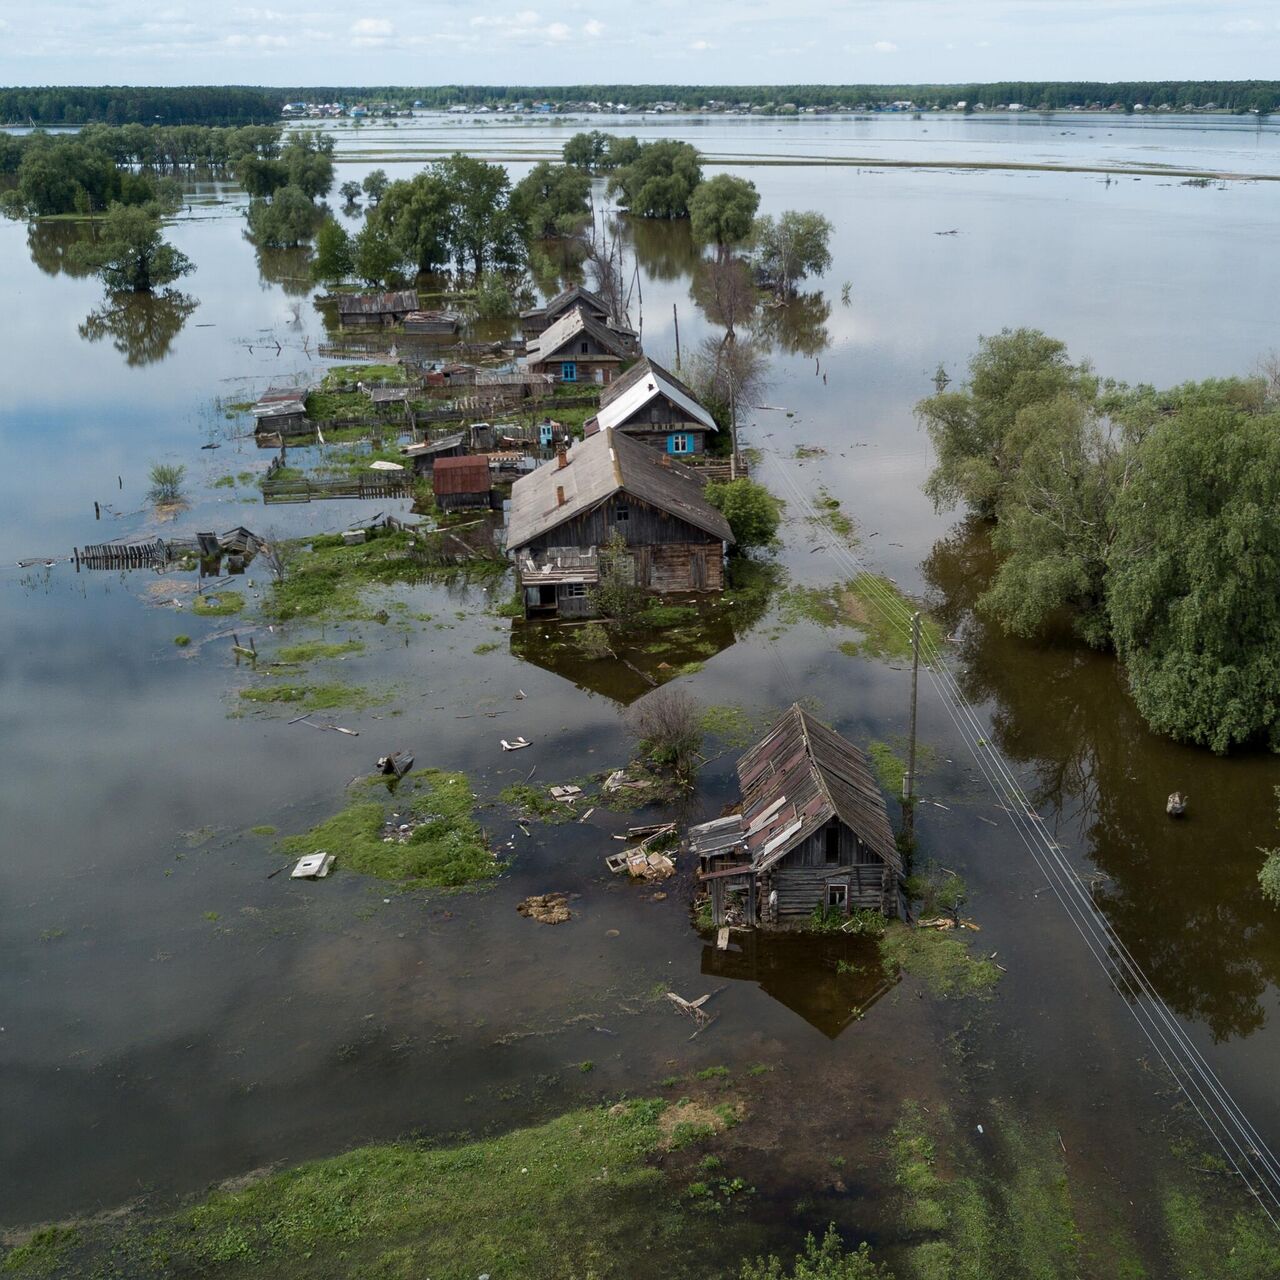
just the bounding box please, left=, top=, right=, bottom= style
left=5, top=81, right=1280, bottom=125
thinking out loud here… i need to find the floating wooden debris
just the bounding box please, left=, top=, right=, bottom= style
left=716, top=926, right=731, bottom=950
left=377, top=750, right=414, bottom=778
left=550, top=784, right=583, bottom=803
left=501, top=737, right=531, bottom=751
left=1167, top=791, right=1187, bottom=818
left=291, top=852, right=335, bottom=879
left=666, top=986, right=726, bottom=1038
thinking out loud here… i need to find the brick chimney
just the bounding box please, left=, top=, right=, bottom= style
left=556, top=445, right=568, bottom=470
left=556, top=484, right=566, bottom=507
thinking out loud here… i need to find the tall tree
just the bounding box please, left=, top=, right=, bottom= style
left=608, top=140, right=702, bottom=219
left=70, top=202, right=193, bottom=292
left=689, top=174, right=759, bottom=253
left=510, top=161, right=591, bottom=238
left=753, top=210, right=834, bottom=298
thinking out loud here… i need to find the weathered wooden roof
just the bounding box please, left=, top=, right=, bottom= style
left=736, top=705, right=900, bottom=874
left=401, top=432, right=465, bottom=458
left=525, top=305, right=630, bottom=364
left=520, top=284, right=610, bottom=323
left=433, top=454, right=491, bottom=495
left=336, top=289, right=420, bottom=316
left=593, top=356, right=717, bottom=434
left=504, top=426, right=734, bottom=552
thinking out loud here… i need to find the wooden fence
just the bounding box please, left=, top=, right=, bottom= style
left=262, top=474, right=415, bottom=504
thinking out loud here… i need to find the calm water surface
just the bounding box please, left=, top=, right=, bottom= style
left=2, top=115, right=1279, bottom=1229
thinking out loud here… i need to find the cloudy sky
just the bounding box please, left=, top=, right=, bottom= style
left=1, top=1, right=1278, bottom=86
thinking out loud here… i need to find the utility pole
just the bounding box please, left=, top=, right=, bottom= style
left=903, top=611, right=922, bottom=842
left=672, top=303, right=681, bottom=370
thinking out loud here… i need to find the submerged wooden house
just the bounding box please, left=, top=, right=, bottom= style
left=251, top=385, right=310, bottom=438
left=519, top=285, right=638, bottom=353
left=505, top=427, right=734, bottom=619
left=432, top=454, right=493, bottom=511
left=585, top=357, right=718, bottom=456
left=404, top=309, right=463, bottom=335
left=522, top=305, right=632, bottom=386
left=336, top=290, right=420, bottom=328
left=691, top=705, right=906, bottom=928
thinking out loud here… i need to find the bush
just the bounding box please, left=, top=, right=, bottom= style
left=626, top=687, right=703, bottom=784
left=1260, top=849, right=1280, bottom=905
left=148, top=461, right=186, bottom=503
left=705, top=478, right=782, bottom=550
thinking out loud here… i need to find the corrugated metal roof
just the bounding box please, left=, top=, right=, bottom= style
left=251, top=385, right=308, bottom=419
left=735, top=705, right=900, bottom=874
left=504, top=427, right=735, bottom=551
left=525, top=305, right=630, bottom=364
left=594, top=358, right=717, bottom=433
left=433, top=455, right=491, bottom=495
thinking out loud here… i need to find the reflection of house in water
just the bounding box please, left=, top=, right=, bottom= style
left=701, top=930, right=896, bottom=1039
left=508, top=610, right=738, bottom=706
left=691, top=705, right=907, bottom=928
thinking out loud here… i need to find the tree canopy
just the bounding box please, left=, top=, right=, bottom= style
left=510, top=161, right=591, bottom=238
left=705, top=477, right=782, bottom=550
left=246, top=185, right=322, bottom=248
left=753, top=211, right=833, bottom=297
left=918, top=328, right=1280, bottom=752
left=70, top=203, right=193, bottom=292
left=689, top=174, right=760, bottom=251
left=607, top=140, right=703, bottom=219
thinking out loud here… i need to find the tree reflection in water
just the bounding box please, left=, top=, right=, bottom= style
left=749, top=290, right=832, bottom=358
left=26, top=219, right=99, bottom=279
left=924, top=518, right=1280, bottom=1042
left=79, top=290, right=199, bottom=366
left=252, top=242, right=314, bottom=298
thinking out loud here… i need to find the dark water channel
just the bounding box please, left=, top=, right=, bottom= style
left=2, top=115, right=1280, bottom=1243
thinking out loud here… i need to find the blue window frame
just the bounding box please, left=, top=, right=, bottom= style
left=668, top=432, right=691, bottom=455
left=561, top=360, right=577, bottom=382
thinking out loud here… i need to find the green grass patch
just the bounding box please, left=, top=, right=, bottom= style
left=781, top=575, right=941, bottom=663
left=1162, top=1185, right=1280, bottom=1280
left=212, top=474, right=236, bottom=489
left=1, top=1226, right=81, bottom=1277
left=193, top=590, right=245, bottom=617
left=281, top=769, right=493, bottom=888
left=498, top=782, right=580, bottom=825
left=810, top=487, right=858, bottom=543
left=174, top=634, right=190, bottom=647
left=273, top=639, right=365, bottom=664
left=879, top=923, right=999, bottom=998
left=699, top=703, right=757, bottom=748
left=249, top=825, right=277, bottom=837
left=239, top=683, right=377, bottom=712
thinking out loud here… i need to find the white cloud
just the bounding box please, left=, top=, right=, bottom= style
left=350, top=17, right=393, bottom=37
left=690, top=38, right=714, bottom=50
left=583, top=18, right=604, bottom=37
left=1223, top=18, right=1264, bottom=33
left=873, top=40, right=897, bottom=53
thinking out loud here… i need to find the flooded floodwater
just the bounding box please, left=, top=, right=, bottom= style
left=3, top=111, right=1280, bottom=1245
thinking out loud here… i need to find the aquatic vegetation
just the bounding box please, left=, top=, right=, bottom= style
left=739, top=1225, right=890, bottom=1279
left=173, top=634, right=190, bottom=646
left=272, top=639, right=365, bottom=664
left=498, top=782, right=581, bottom=824
left=192, top=590, right=245, bottom=617
left=281, top=769, right=492, bottom=887
left=238, top=683, right=376, bottom=711
left=878, top=923, right=999, bottom=998
left=781, top=576, right=940, bottom=662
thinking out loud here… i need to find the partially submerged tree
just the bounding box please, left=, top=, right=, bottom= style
left=245, top=184, right=321, bottom=248
left=70, top=202, right=193, bottom=292
left=311, top=216, right=353, bottom=283
left=625, top=687, right=703, bottom=786
left=361, top=168, right=389, bottom=204
left=339, top=180, right=362, bottom=204
left=148, top=461, right=186, bottom=504
left=753, top=210, right=833, bottom=298
left=608, top=140, right=703, bottom=219
left=705, top=477, right=782, bottom=551
left=510, top=161, right=591, bottom=239
left=689, top=174, right=759, bottom=254
left=563, top=131, right=640, bottom=174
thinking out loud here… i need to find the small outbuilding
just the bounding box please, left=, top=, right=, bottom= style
left=432, top=454, right=493, bottom=511
left=585, top=356, right=718, bottom=456
left=519, top=285, right=637, bottom=353
left=400, top=432, right=467, bottom=476
left=336, top=290, right=421, bottom=328
left=690, top=705, right=906, bottom=928
left=404, top=309, right=463, bottom=335
left=505, top=426, right=734, bottom=618
left=251, top=385, right=310, bottom=438
left=522, top=305, right=632, bottom=387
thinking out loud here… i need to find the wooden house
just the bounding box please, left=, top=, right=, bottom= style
left=505, top=426, right=734, bottom=619
left=432, top=454, right=493, bottom=511
left=400, top=432, right=466, bottom=476
left=585, top=357, right=718, bottom=456
left=690, top=705, right=905, bottom=929
left=251, top=385, right=310, bottom=438
left=519, top=285, right=638, bottom=353
left=521, top=305, right=632, bottom=387
left=336, top=290, right=420, bottom=328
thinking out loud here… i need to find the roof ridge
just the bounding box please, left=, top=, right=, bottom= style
left=793, top=704, right=838, bottom=817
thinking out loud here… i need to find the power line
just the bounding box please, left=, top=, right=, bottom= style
left=762, top=449, right=1280, bottom=1225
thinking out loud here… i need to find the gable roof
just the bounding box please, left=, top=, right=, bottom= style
left=336, top=289, right=419, bottom=317
left=525, top=305, right=631, bottom=364
left=593, top=356, right=717, bottom=434
left=521, top=284, right=611, bottom=324
left=433, top=455, right=491, bottom=495
left=251, top=385, right=308, bottom=420
left=505, top=427, right=734, bottom=551
left=735, top=705, right=900, bottom=874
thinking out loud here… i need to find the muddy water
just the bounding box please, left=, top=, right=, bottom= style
left=2, top=115, right=1280, bottom=1237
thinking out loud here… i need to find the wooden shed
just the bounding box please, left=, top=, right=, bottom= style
left=251, top=385, right=310, bottom=438
left=520, top=285, right=636, bottom=353
left=404, top=309, right=463, bottom=335
left=521, top=305, right=632, bottom=387
left=336, top=290, right=420, bottom=328
left=505, top=426, right=734, bottom=619
left=585, top=356, right=718, bottom=456
left=691, top=705, right=906, bottom=929
left=432, top=454, right=493, bottom=511
left=400, top=432, right=466, bottom=476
